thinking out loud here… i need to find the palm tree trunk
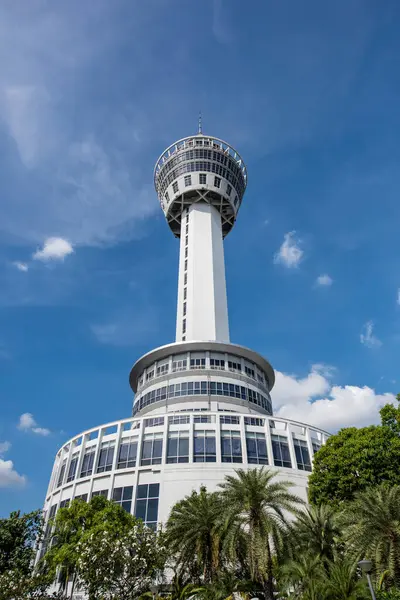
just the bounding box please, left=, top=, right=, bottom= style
left=69, top=571, right=77, bottom=600
left=264, top=540, right=274, bottom=600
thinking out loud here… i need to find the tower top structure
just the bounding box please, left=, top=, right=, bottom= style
left=154, top=133, right=247, bottom=238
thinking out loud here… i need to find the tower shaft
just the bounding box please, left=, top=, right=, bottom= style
left=176, top=203, right=229, bottom=343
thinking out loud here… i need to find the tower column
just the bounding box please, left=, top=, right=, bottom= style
left=176, top=203, right=230, bottom=343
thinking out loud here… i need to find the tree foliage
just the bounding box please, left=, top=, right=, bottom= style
left=77, top=517, right=165, bottom=600
left=309, top=396, right=400, bottom=505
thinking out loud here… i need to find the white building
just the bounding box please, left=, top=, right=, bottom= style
left=41, top=130, right=329, bottom=546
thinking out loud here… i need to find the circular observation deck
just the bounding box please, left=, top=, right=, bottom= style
left=154, top=134, right=247, bottom=238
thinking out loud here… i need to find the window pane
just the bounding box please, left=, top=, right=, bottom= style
left=123, top=486, right=133, bottom=500
left=113, top=488, right=122, bottom=501
left=137, top=484, right=148, bottom=499
left=135, top=499, right=147, bottom=521
left=147, top=498, right=159, bottom=523
left=149, top=483, right=160, bottom=497
left=121, top=501, right=131, bottom=512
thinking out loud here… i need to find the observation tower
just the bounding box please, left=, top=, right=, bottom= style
left=41, top=126, right=329, bottom=550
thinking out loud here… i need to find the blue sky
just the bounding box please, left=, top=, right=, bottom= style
left=0, top=0, right=399, bottom=515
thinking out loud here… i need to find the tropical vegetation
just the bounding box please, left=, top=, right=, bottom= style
left=1, top=396, right=400, bottom=599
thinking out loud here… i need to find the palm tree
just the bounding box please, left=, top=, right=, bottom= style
left=279, top=554, right=326, bottom=600
left=341, top=485, right=400, bottom=587
left=218, top=468, right=303, bottom=600
left=165, top=486, right=224, bottom=584
left=287, top=504, right=342, bottom=563
left=323, top=555, right=368, bottom=600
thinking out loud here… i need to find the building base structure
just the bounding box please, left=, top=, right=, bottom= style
left=42, top=341, right=329, bottom=539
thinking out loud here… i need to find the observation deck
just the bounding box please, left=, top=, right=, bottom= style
left=154, top=134, right=247, bottom=238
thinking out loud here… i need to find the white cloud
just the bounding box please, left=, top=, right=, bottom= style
left=272, top=364, right=396, bottom=431
left=360, top=320, right=382, bottom=348
left=274, top=231, right=303, bottom=268
left=316, top=274, right=333, bottom=286
left=0, top=442, right=26, bottom=488
left=33, top=237, right=74, bottom=261
left=12, top=261, right=29, bottom=272
left=17, top=412, right=50, bottom=436
left=397, top=288, right=400, bottom=306
left=0, top=441, right=11, bottom=455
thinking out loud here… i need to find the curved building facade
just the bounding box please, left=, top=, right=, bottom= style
left=41, top=128, right=329, bottom=550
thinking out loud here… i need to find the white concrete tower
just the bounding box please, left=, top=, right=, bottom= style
left=154, top=128, right=247, bottom=343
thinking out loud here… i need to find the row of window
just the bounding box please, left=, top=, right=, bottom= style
left=47, top=483, right=159, bottom=536
left=157, top=160, right=245, bottom=200
left=156, top=148, right=245, bottom=197
left=182, top=211, right=189, bottom=341
left=138, top=356, right=267, bottom=389
left=133, top=380, right=273, bottom=415
left=55, top=431, right=318, bottom=489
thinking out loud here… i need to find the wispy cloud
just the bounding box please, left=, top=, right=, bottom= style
left=274, top=231, right=303, bottom=268
left=33, top=237, right=74, bottom=261
left=397, top=288, right=400, bottom=306
left=316, top=274, right=333, bottom=287
left=12, top=261, right=29, bottom=272
left=17, top=412, right=51, bottom=436
left=0, top=441, right=26, bottom=488
left=91, top=308, right=159, bottom=347
left=360, top=320, right=382, bottom=349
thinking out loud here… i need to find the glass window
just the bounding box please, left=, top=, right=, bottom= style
left=92, top=489, right=108, bottom=498
left=168, top=415, right=190, bottom=425
left=221, top=430, right=242, bottom=463
left=112, top=486, right=133, bottom=513
left=193, top=415, right=213, bottom=423
left=293, top=439, right=312, bottom=471
left=172, top=359, right=187, bottom=372
left=214, top=176, right=221, bottom=188
left=165, top=191, right=169, bottom=202
left=156, top=363, right=169, bottom=376
left=80, top=449, right=95, bottom=478
left=244, top=417, right=265, bottom=427
left=182, top=319, right=186, bottom=334
left=246, top=432, right=268, bottom=464
left=117, top=437, right=138, bottom=469
left=172, top=181, right=178, bottom=194
left=167, top=431, right=189, bottom=463
left=312, top=441, right=321, bottom=454
left=271, top=435, right=292, bottom=468
left=228, top=360, right=241, bottom=372
left=59, top=499, right=70, bottom=509
left=184, top=175, right=191, bottom=186
left=226, top=183, right=232, bottom=196
left=57, top=460, right=67, bottom=487
left=183, top=302, right=187, bottom=316
left=210, top=358, right=225, bottom=370
left=184, top=272, right=187, bottom=285
left=245, top=366, right=255, bottom=379
left=141, top=434, right=163, bottom=466
left=135, top=483, right=159, bottom=530
left=183, top=287, right=187, bottom=300
left=199, top=173, right=207, bottom=185
left=220, top=415, right=240, bottom=424
left=194, top=431, right=216, bottom=462
left=66, top=455, right=78, bottom=483
left=144, top=417, right=164, bottom=427
left=96, top=441, right=115, bottom=473
left=74, top=494, right=88, bottom=502
left=190, top=358, right=205, bottom=369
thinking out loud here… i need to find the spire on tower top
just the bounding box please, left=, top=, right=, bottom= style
left=198, top=111, right=202, bottom=134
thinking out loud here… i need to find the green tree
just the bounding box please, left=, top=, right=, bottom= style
left=309, top=414, right=400, bottom=506
left=42, top=496, right=133, bottom=597
left=279, top=554, right=325, bottom=600
left=342, top=485, right=400, bottom=588
left=0, top=509, right=51, bottom=600
left=323, top=555, right=368, bottom=600
left=165, top=486, right=224, bottom=584
left=287, top=504, right=342, bottom=563
left=218, top=468, right=303, bottom=600
left=77, top=517, right=165, bottom=600
left=0, top=509, right=43, bottom=576
left=380, top=394, right=400, bottom=435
